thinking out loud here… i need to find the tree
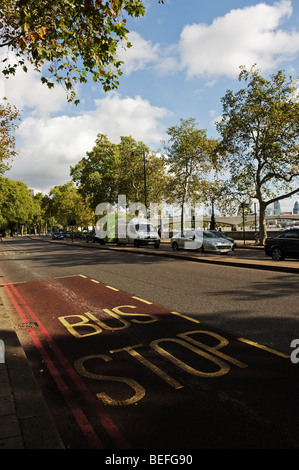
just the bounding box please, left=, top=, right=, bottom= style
left=0, top=0, right=163, bottom=103
left=0, top=99, right=20, bottom=174
left=116, top=136, right=168, bottom=209
left=70, top=133, right=120, bottom=209
left=217, top=66, right=299, bottom=244
left=40, top=193, right=58, bottom=230
left=48, top=181, right=93, bottom=227
left=31, top=191, right=51, bottom=233
left=163, top=118, right=218, bottom=231
left=0, top=177, right=39, bottom=234
left=71, top=133, right=169, bottom=212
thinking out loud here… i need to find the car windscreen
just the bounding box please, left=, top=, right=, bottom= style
left=135, top=224, right=155, bottom=232
left=217, top=232, right=227, bottom=237
left=202, top=231, right=218, bottom=238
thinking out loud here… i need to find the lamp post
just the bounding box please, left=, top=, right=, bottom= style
left=131, top=150, right=148, bottom=217
left=210, top=197, right=216, bottom=230
left=251, top=198, right=258, bottom=244
left=142, top=149, right=148, bottom=217
left=241, top=202, right=250, bottom=246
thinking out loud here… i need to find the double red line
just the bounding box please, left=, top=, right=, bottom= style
left=2, top=279, right=131, bottom=450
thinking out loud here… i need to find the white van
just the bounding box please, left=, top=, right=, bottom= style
left=115, top=217, right=160, bottom=248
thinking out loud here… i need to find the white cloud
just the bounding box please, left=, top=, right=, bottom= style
left=117, top=31, right=161, bottom=75
left=179, top=0, right=299, bottom=78
left=117, top=31, right=183, bottom=77
left=116, top=2, right=299, bottom=79
left=92, top=93, right=170, bottom=143
left=0, top=52, right=67, bottom=117
left=6, top=93, right=171, bottom=192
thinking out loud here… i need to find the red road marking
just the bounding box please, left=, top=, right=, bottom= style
left=2, top=280, right=131, bottom=449
left=28, top=329, right=104, bottom=449
left=2, top=273, right=297, bottom=449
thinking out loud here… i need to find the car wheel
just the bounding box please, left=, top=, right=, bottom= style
left=195, top=244, right=204, bottom=252
left=271, top=247, right=284, bottom=261
left=172, top=242, right=179, bottom=251
left=134, top=239, right=140, bottom=248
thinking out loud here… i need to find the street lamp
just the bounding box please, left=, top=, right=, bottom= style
left=210, top=197, right=216, bottom=230
left=142, top=149, right=148, bottom=216
left=131, top=149, right=148, bottom=217
left=240, top=202, right=250, bottom=245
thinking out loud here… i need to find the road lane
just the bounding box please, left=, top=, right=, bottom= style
left=2, top=273, right=299, bottom=448
left=0, top=237, right=298, bottom=355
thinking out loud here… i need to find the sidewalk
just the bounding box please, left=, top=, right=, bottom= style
left=44, top=235, right=299, bottom=274
left=0, top=287, right=64, bottom=449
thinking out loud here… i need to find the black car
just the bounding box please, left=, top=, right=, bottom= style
left=265, top=228, right=299, bottom=260
left=85, top=230, right=96, bottom=243
left=52, top=231, right=64, bottom=240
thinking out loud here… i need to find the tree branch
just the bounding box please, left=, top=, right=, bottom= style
left=266, top=186, right=299, bottom=206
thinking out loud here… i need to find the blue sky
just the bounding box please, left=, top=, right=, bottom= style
left=1, top=0, right=299, bottom=210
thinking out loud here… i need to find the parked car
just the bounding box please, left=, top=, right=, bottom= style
left=265, top=228, right=299, bottom=260
left=63, top=230, right=72, bottom=238
left=171, top=230, right=233, bottom=254
left=75, top=231, right=86, bottom=239
left=209, top=230, right=237, bottom=249
left=52, top=231, right=64, bottom=240
left=84, top=230, right=95, bottom=243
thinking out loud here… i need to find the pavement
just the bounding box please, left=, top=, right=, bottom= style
left=0, top=235, right=298, bottom=449
left=48, top=235, right=299, bottom=274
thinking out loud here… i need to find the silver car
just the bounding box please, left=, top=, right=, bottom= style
left=171, top=230, right=233, bottom=254
left=209, top=230, right=237, bottom=249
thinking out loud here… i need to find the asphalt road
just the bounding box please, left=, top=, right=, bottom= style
left=1, top=236, right=297, bottom=354
left=1, top=237, right=299, bottom=449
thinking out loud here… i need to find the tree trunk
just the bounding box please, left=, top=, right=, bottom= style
left=180, top=202, right=185, bottom=232
left=180, top=175, right=190, bottom=231
left=258, top=201, right=267, bottom=245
